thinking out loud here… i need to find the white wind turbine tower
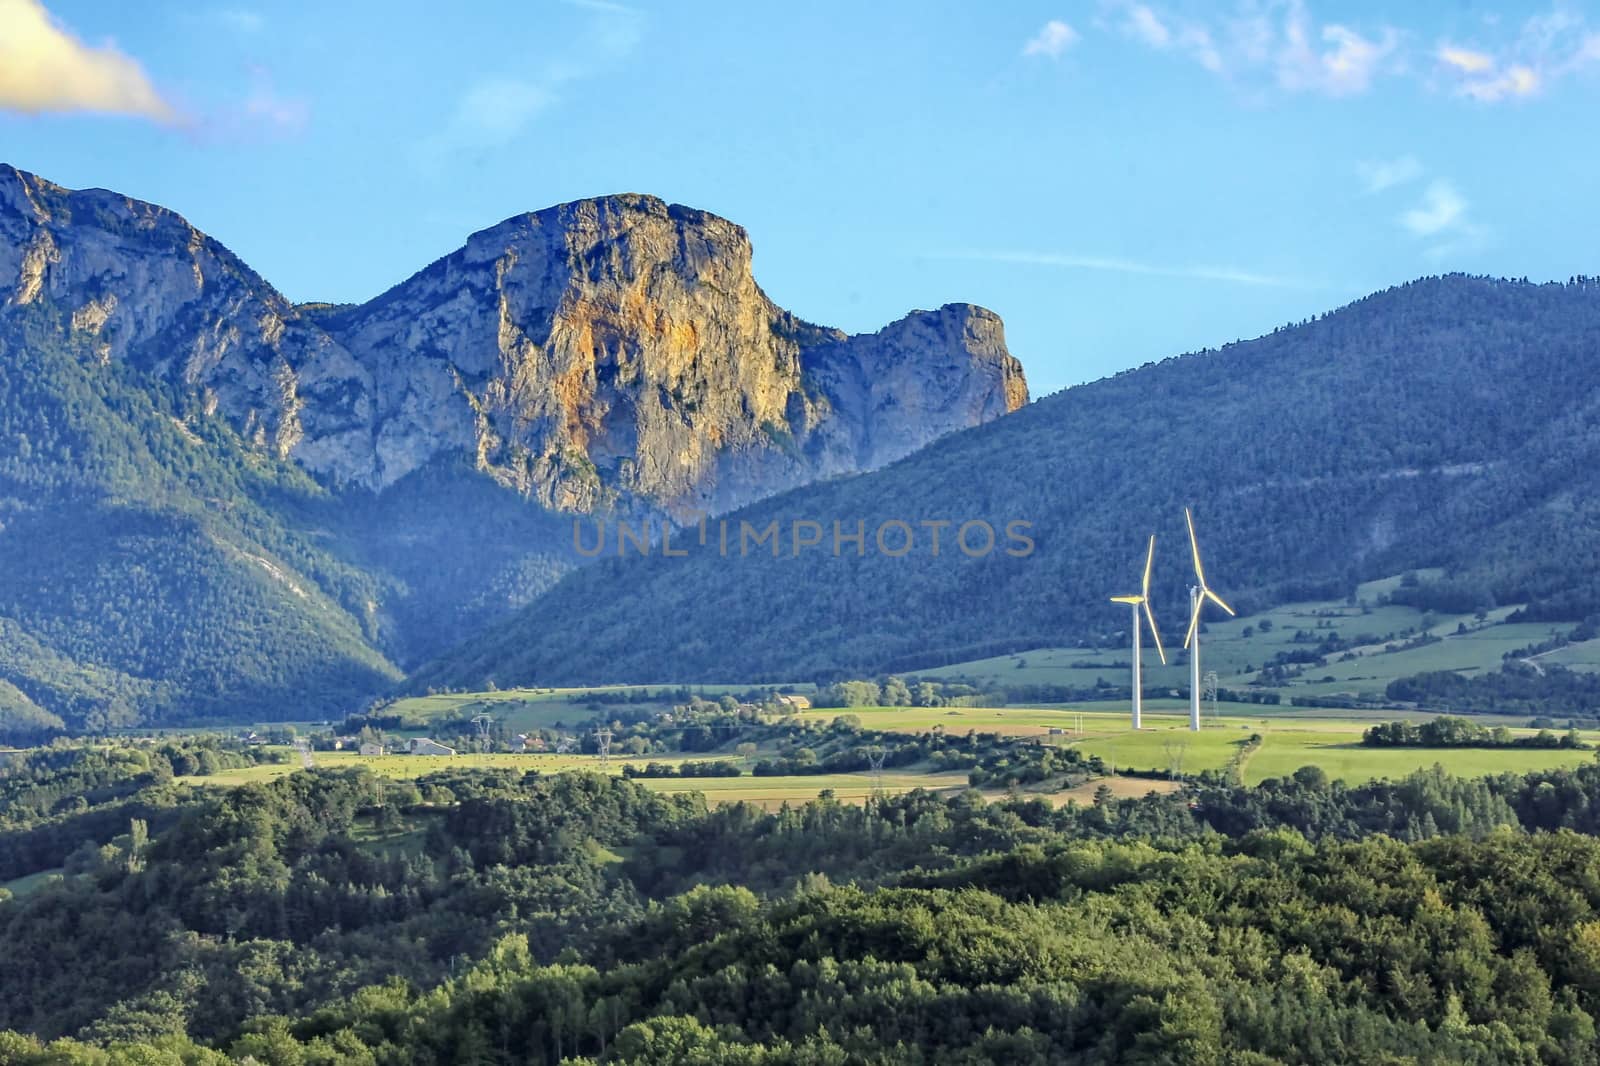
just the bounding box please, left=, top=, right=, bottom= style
left=1182, top=508, right=1235, bottom=732
left=1110, top=535, right=1165, bottom=730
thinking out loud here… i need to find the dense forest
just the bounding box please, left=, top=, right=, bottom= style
left=0, top=305, right=577, bottom=740
left=10, top=743, right=1600, bottom=1061
left=422, top=275, right=1600, bottom=690
left=12, top=276, right=1600, bottom=734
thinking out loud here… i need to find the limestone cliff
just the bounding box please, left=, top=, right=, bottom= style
left=0, top=167, right=1028, bottom=518
left=0, top=165, right=370, bottom=463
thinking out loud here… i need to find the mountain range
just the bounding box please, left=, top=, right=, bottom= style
left=416, top=273, right=1600, bottom=690
left=0, top=165, right=1025, bottom=737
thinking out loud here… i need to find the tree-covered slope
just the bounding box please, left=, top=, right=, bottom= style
left=0, top=311, right=403, bottom=733
left=419, top=275, right=1600, bottom=688
left=11, top=756, right=1600, bottom=1061
left=0, top=165, right=1030, bottom=736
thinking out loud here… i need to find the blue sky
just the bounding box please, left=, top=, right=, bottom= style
left=2, top=1, right=1598, bottom=393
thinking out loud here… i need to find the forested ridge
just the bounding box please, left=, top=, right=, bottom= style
left=423, top=274, right=1600, bottom=690
left=11, top=744, right=1600, bottom=1061
left=11, top=273, right=1600, bottom=735
left=0, top=306, right=576, bottom=740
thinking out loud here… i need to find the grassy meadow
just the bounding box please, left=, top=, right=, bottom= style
left=919, top=572, right=1578, bottom=706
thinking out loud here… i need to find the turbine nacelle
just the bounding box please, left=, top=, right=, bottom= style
left=1108, top=534, right=1165, bottom=665
left=1181, top=507, right=1235, bottom=648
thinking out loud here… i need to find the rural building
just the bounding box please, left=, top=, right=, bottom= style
left=359, top=741, right=384, bottom=756
left=776, top=694, right=812, bottom=710
left=407, top=737, right=455, bottom=756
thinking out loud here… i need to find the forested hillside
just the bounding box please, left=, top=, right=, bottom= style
left=9, top=750, right=1600, bottom=1061
left=0, top=311, right=400, bottom=734
left=423, top=275, right=1600, bottom=688
left=0, top=166, right=1024, bottom=737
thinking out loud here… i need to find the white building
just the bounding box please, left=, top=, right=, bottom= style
left=407, top=737, right=456, bottom=756
left=359, top=741, right=384, bottom=756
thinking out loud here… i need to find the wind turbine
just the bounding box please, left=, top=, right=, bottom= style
left=1182, top=507, right=1235, bottom=732
left=1110, top=535, right=1165, bottom=730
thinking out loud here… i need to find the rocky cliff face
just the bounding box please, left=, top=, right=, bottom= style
left=0, top=166, right=1027, bottom=518
left=0, top=165, right=370, bottom=462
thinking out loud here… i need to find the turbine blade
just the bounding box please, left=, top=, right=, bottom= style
left=1183, top=596, right=1204, bottom=649
left=1185, top=507, right=1206, bottom=584
left=1144, top=601, right=1167, bottom=664
left=1206, top=589, right=1236, bottom=616
left=1142, top=535, right=1156, bottom=598
left=1110, top=595, right=1142, bottom=605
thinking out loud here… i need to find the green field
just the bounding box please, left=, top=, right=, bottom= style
left=380, top=683, right=806, bottom=737
left=177, top=751, right=965, bottom=808
left=921, top=572, right=1574, bottom=709
left=796, top=702, right=1600, bottom=785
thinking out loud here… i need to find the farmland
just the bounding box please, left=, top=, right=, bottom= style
left=175, top=750, right=969, bottom=808
left=920, top=572, right=1581, bottom=709
left=168, top=699, right=1600, bottom=803
left=794, top=702, right=1600, bottom=785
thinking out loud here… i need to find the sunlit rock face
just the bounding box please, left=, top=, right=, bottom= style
left=1, top=168, right=1028, bottom=516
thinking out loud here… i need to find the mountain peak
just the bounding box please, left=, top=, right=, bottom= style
left=1, top=167, right=1025, bottom=515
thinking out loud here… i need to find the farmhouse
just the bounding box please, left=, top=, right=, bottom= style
left=359, top=741, right=384, bottom=756
left=406, top=737, right=456, bottom=756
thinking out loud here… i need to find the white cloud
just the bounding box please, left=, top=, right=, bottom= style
left=1400, top=180, right=1468, bottom=237
left=1098, top=0, right=1599, bottom=104
left=1437, top=44, right=1494, bottom=74
left=1023, top=20, right=1080, bottom=59
left=941, top=250, right=1310, bottom=289
left=0, top=0, right=175, bottom=120
left=414, top=1, right=642, bottom=171
left=1124, top=5, right=1171, bottom=48
left=1460, top=65, right=1540, bottom=101
left=454, top=79, right=552, bottom=143
left=1357, top=155, right=1424, bottom=194
left=1434, top=7, right=1600, bottom=103
left=1100, top=0, right=1397, bottom=97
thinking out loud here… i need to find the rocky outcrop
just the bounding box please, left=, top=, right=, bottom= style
left=0, top=166, right=1028, bottom=517
left=0, top=165, right=371, bottom=462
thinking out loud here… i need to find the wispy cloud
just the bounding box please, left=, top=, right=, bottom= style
left=452, top=79, right=552, bottom=143
left=1358, top=161, right=1486, bottom=258
left=1104, top=2, right=1223, bottom=73
left=1098, top=0, right=1397, bottom=97
left=1399, top=180, right=1467, bottom=237
left=414, top=2, right=642, bottom=169
left=1276, top=19, right=1397, bottom=97
left=1459, top=65, right=1540, bottom=101
left=1357, top=155, right=1423, bottom=194
left=0, top=0, right=176, bottom=121
left=1437, top=44, right=1494, bottom=75
left=1093, top=0, right=1598, bottom=104
left=940, top=250, right=1311, bottom=289
left=1433, top=7, right=1600, bottom=102
left=1396, top=179, right=1487, bottom=259
left=1023, top=20, right=1080, bottom=59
